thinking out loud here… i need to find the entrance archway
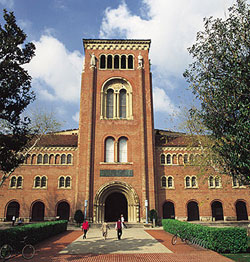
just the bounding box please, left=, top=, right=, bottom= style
left=187, top=201, right=199, bottom=221
left=211, top=201, right=224, bottom=221
left=236, top=201, right=248, bottom=221
left=94, top=181, right=139, bottom=223
left=57, top=201, right=70, bottom=220
left=31, top=201, right=45, bottom=221
left=105, top=192, right=127, bottom=222
left=163, top=201, right=175, bottom=219
left=6, top=201, right=20, bottom=221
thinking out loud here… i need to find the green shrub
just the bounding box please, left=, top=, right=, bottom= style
left=162, top=219, right=248, bottom=253
left=74, top=209, right=84, bottom=226
left=0, top=220, right=67, bottom=250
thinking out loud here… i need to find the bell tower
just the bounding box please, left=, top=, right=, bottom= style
left=77, top=39, right=156, bottom=222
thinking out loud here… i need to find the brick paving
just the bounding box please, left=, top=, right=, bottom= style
left=8, top=228, right=233, bottom=262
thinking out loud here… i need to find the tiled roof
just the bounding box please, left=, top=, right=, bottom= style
left=35, top=135, right=78, bottom=147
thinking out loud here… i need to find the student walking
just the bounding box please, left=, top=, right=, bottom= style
left=12, top=215, right=16, bottom=226
left=81, top=219, right=89, bottom=239
left=101, top=221, right=110, bottom=240
left=115, top=218, right=123, bottom=240
left=121, top=214, right=127, bottom=228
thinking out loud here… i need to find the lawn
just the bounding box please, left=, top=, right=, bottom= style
left=222, top=236, right=250, bottom=262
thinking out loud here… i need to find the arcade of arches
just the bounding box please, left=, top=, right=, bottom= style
left=162, top=200, right=248, bottom=221
left=5, top=200, right=70, bottom=222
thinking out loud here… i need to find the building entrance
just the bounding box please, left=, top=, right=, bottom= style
left=105, top=192, right=127, bottom=222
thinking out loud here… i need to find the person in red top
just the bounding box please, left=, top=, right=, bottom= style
left=81, top=219, right=89, bottom=239
left=115, top=218, right=123, bottom=240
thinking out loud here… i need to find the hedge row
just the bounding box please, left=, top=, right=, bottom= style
left=0, top=220, right=68, bottom=250
left=162, top=219, right=247, bottom=253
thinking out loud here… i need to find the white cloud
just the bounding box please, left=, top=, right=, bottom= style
left=25, top=34, right=83, bottom=103
left=153, top=87, right=180, bottom=115
left=72, top=112, right=79, bottom=123
left=0, top=0, right=14, bottom=8
left=100, top=0, right=234, bottom=77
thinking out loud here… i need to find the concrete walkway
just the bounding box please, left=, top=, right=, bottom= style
left=60, top=227, right=172, bottom=255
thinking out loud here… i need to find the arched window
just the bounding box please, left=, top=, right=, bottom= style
left=43, top=154, right=48, bottom=164
left=59, top=177, right=64, bottom=188
left=128, top=55, right=133, bottom=69
left=67, top=154, right=72, bottom=164
left=191, top=176, right=197, bottom=187
left=10, top=176, right=16, bottom=188
left=61, top=154, right=66, bottom=164
left=168, top=177, right=173, bottom=188
left=106, top=89, right=114, bottom=119
left=55, top=154, right=60, bottom=164
left=215, top=176, right=220, bottom=187
left=160, top=154, right=165, bottom=164
left=65, top=177, right=71, bottom=188
left=184, top=154, right=188, bottom=164
left=37, top=154, right=42, bottom=164
left=161, top=176, right=166, bottom=187
left=31, top=154, right=36, bottom=165
left=189, top=154, right=194, bottom=164
left=41, top=176, right=47, bottom=188
left=121, top=55, right=126, bottom=69
left=209, top=176, right=214, bottom=187
left=178, top=154, right=183, bottom=165
left=100, top=55, right=106, bottom=69
left=119, top=89, right=126, bottom=119
left=114, top=55, right=119, bottom=69
left=118, top=137, right=127, bottom=163
left=107, top=55, right=112, bottom=69
left=17, top=176, right=22, bottom=187
left=185, top=176, right=190, bottom=187
left=35, top=177, right=40, bottom=188
left=166, top=154, right=171, bottom=164
left=172, top=154, right=177, bottom=164
left=105, top=137, right=114, bottom=162
left=49, top=154, right=54, bottom=164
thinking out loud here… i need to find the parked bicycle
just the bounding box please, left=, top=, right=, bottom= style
left=171, top=231, right=189, bottom=245
left=0, top=236, right=35, bottom=260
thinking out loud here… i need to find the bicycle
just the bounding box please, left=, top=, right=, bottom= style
left=0, top=236, right=35, bottom=260
left=171, top=231, right=189, bottom=245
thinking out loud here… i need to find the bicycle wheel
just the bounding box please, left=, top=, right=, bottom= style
left=22, top=244, right=35, bottom=260
left=171, top=235, right=178, bottom=245
left=0, top=244, right=13, bottom=259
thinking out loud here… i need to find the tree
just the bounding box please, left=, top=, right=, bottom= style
left=74, top=210, right=85, bottom=227
left=0, top=10, right=36, bottom=175
left=183, top=0, right=250, bottom=184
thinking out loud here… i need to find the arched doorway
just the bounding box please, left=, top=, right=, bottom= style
left=236, top=201, right=248, bottom=221
left=211, top=201, right=224, bottom=221
left=163, top=201, right=175, bottom=219
left=31, top=201, right=45, bottom=221
left=57, top=201, right=70, bottom=220
left=105, top=192, right=128, bottom=222
left=187, top=201, right=199, bottom=221
left=6, top=201, right=20, bottom=221
left=93, top=181, right=140, bottom=223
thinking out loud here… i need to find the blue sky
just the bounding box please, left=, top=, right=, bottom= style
left=0, top=0, right=236, bottom=132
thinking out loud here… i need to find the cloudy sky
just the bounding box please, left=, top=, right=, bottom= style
left=0, top=0, right=236, bottom=131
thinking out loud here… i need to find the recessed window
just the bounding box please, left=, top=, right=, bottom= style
left=160, top=154, right=165, bottom=164
left=106, top=89, right=114, bottom=119
left=105, top=137, right=115, bottom=162
left=185, top=176, right=198, bottom=188
left=119, top=89, right=127, bottom=119
left=118, top=137, right=127, bottom=163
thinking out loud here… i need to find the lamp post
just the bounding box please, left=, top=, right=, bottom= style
left=84, top=200, right=88, bottom=219
left=145, top=200, right=148, bottom=224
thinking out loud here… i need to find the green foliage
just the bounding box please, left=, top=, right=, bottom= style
left=74, top=210, right=84, bottom=226
left=162, top=219, right=248, bottom=253
left=183, top=0, right=250, bottom=184
left=0, top=9, right=36, bottom=175
left=149, top=209, right=158, bottom=223
left=0, top=220, right=67, bottom=250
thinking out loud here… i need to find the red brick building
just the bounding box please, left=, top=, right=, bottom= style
left=0, top=39, right=249, bottom=223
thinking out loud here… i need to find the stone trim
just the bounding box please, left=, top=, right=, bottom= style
left=83, top=39, right=151, bottom=51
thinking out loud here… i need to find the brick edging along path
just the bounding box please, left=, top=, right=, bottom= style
left=11, top=229, right=233, bottom=262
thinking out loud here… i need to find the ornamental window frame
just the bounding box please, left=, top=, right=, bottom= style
left=99, top=54, right=134, bottom=70
left=185, top=175, right=198, bottom=188
left=58, top=176, right=72, bottom=189
left=33, top=175, right=47, bottom=189
left=100, top=78, right=133, bottom=120
left=161, top=175, right=174, bottom=189
left=9, top=175, right=23, bottom=189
